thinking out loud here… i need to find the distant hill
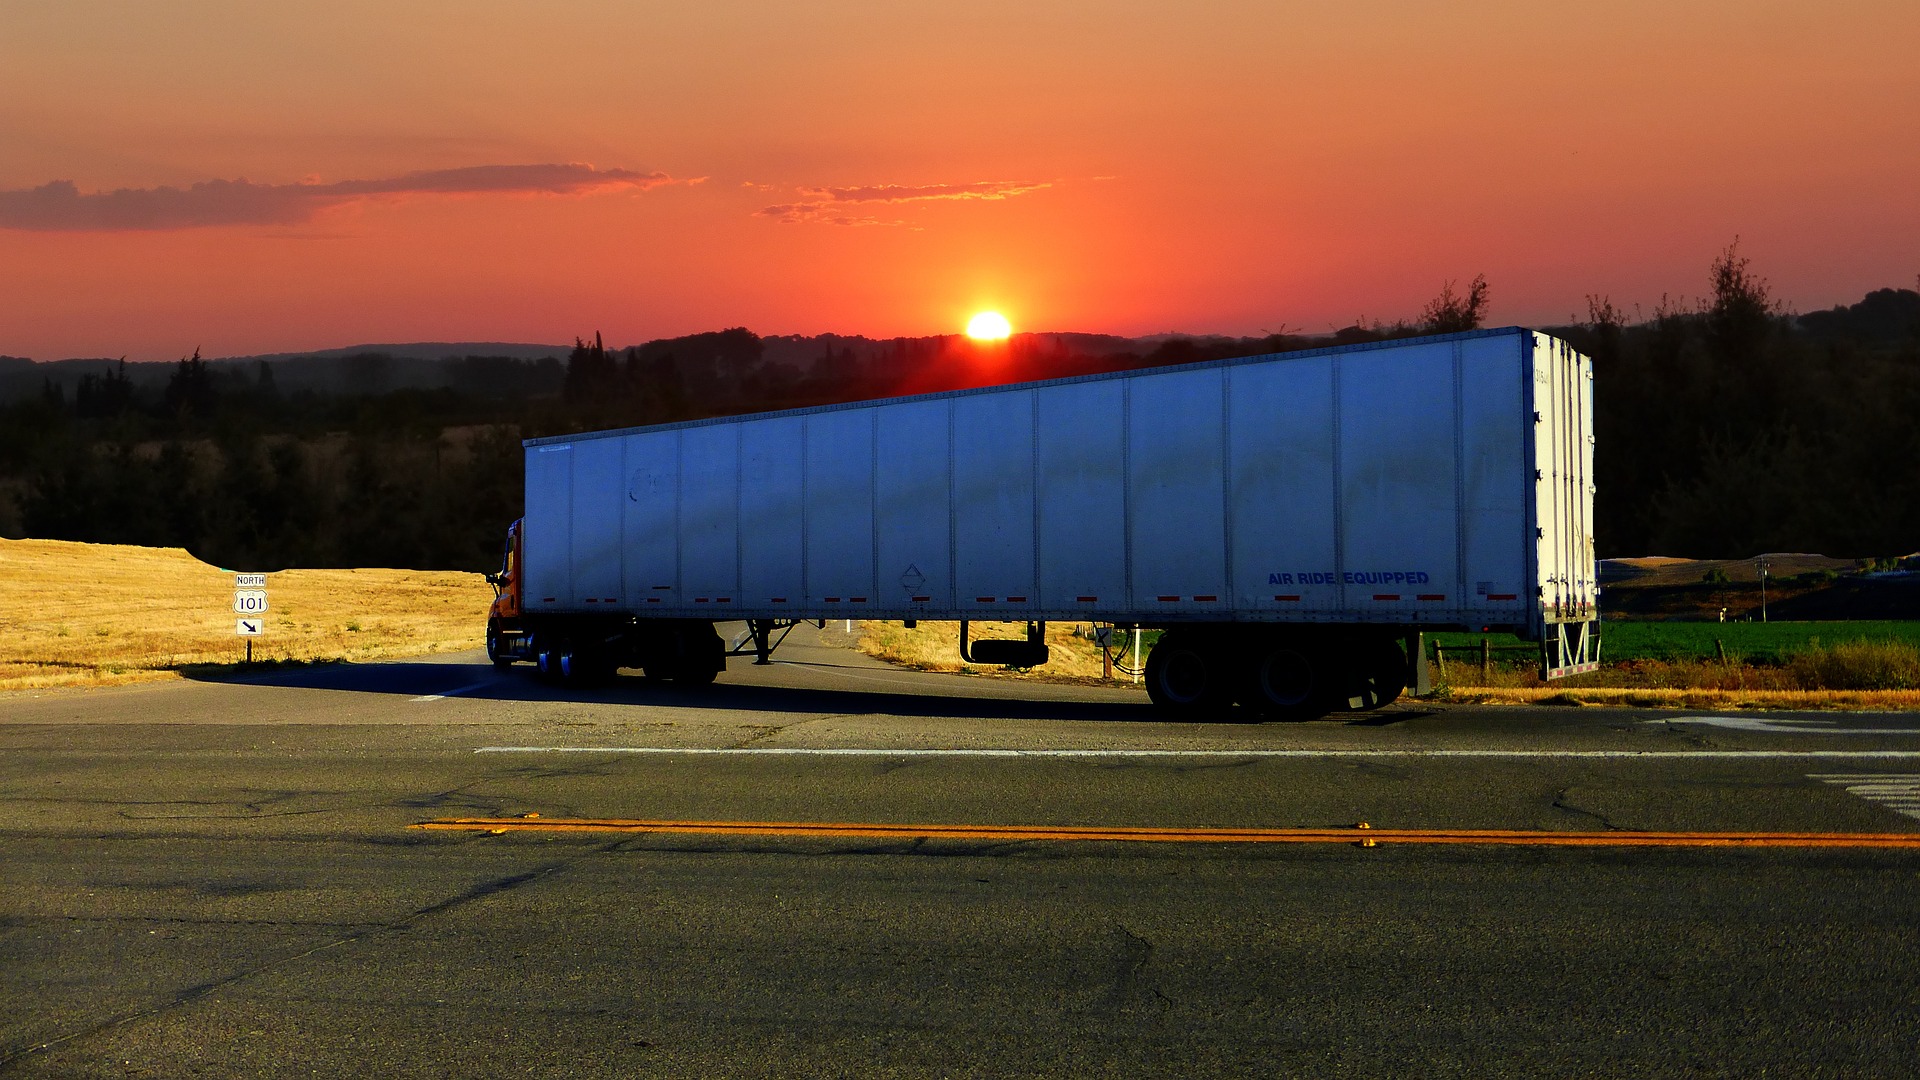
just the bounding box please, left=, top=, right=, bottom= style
left=0, top=331, right=1285, bottom=404
left=0, top=342, right=572, bottom=402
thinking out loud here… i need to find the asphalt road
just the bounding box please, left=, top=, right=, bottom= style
left=4, top=623, right=1919, bottom=1077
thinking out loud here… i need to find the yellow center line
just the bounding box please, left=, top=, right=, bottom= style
left=410, top=817, right=1920, bottom=849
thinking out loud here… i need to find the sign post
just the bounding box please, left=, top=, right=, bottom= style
left=234, top=574, right=268, bottom=663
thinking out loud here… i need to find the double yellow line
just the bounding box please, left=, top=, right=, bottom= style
left=413, top=817, right=1920, bottom=849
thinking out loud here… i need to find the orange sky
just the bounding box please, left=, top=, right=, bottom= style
left=2, top=0, right=1916, bottom=360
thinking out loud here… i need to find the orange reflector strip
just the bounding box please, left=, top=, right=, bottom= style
left=410, top=818, right=1920, bottom=849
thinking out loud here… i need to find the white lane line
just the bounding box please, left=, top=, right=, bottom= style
left=1654, top=716, right=1920, bottom=735
left=475, top=747, right=1920, bottom=759
left=1810, top=774, right=1920, bottom=822
left=411, top=682, right=496, bottom=703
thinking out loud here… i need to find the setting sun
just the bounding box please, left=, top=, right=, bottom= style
left=965, top=311, right=1012, bottom=340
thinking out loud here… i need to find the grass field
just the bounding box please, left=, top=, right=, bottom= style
left=0, top=538, right=491, bottom=691
left=1431, top=621, right=1920, bottom=665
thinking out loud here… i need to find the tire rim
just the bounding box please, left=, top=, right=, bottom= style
left=1259, top=648, right=1315, bottom=706
left=1160, top=650, right=1210, bottom=704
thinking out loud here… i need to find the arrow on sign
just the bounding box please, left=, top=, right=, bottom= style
left=236, top=618, right=264, bottom=636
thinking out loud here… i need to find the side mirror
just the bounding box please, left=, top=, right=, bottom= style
left=484, top=572, right=500, bottom=586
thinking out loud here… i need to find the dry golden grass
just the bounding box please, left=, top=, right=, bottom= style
left=856, top=620, right=1129, bottom=683
left=0, top=538, right=491, bottom=691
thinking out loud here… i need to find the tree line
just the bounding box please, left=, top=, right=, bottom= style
left=1, top=246, right=1915, bottom=573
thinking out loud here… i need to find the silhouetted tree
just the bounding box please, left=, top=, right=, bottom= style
left=163, top=348, right=217, bottom=424
left=1422, top=275, right=1489, bottom=333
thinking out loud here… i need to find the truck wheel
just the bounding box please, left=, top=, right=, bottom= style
left=486, top=622, right=512, bottom=670
left=1144, top=634, right=1233, bottom=718
left=1236, top=640, right=1331, bottom=721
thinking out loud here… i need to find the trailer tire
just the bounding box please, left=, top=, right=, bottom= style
left=1235, top=640, right=1330, bottom=721
left=1144, top=633, right=1234, bottom=719
left=1337, top=638, right=1407, bottom=711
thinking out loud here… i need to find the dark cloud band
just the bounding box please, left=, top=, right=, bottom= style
left=0, top=164, right=678, bottom=231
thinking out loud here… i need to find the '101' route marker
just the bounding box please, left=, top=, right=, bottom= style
left=234, top=573, right=267, bottom=662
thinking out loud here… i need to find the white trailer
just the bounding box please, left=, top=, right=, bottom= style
left=484, top=327, right=1598, bottom=718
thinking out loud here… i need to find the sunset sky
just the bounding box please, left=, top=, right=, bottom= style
left=2, top=0, right=1915, bottom=360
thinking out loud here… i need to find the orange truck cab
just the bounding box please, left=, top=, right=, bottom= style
left=483, top=518, right=524, bottom=667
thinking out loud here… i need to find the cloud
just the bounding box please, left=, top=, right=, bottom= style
left=756, top=178, right=1050, bottom=225
left=800, top=180, right=1051, bottom=204
left=753, top=203, right=911, bottom=227
left=0, top=164, right=681, bottom=231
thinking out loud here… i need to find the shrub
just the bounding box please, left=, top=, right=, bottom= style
left=1786, top=639, right=1920, bottom=690
left=1702, top=567, right=1732, bottom=585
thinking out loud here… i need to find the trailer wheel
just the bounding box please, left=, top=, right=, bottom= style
left=1144, top=633, right=1233, bottom=718
left=535, top=645, right=560, bottom=680
left=1338, top=638, right=1407, bottom=711
left=1236, top=640, right=1331, bottom=721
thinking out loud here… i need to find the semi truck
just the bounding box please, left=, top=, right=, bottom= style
left=484, top=326, right=1598, bottom=719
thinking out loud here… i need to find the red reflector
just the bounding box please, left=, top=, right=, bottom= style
left=652, top=585, right=671, bottom=590
left=850, top=597, right=867, bottom=603
left=1194, top=595, right=1217, bottom=602
left=694, top=598, right=709, bottom=603
left=584, top=598, right=598, bottom=603
left=1418, top=594, right=1446, bottom=601
left=645, top=598, right=660, bottom=603
left=717, top=598, right=731, bottom=603
left=912, top=596, right=931, bottom=602
left=1157, top=595, right=1179, bottom=602
left=1273, top=594, right=1300, bottom=601
left=975, top=597, right=995, bottom=603
left=1373, top=594, right=1401, bottom=601
left=771, top=598, right=787, bottom=603
left=541, top=597, right=557, bottom=603
left=1007, top=596, right=1027, bottom=602
left=824, top=597, right=840, bottom=603
left=1489, top=593, right=1517, bottom=601
left=1076, top=596, right=1098, bottom=602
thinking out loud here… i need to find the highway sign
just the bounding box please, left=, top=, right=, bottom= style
left=236, top=618, right=264, bottom=636
left=233, top=590, right=269, bottom=615
left=235, top=573, right=267, bottom=588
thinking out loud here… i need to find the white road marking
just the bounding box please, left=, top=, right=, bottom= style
left=475, top=747, right=1920, bottom=759
left=1810, top=774, right=1920, bottom=822
left=411, top=682, right=495, bottom=703
left=1651, top=716, right=1920, bottom=735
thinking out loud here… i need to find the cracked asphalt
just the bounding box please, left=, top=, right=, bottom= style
left=3, top=623, right=1919, bottom=1077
